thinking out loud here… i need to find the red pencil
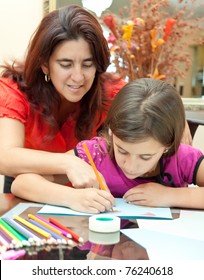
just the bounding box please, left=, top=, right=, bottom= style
left=49, top=218, right=84, bottom=243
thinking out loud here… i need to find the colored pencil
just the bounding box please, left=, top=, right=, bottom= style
left=28, top=214, right=71, bottom=239
left=2, top=217, right=40, bottom=243
left=0, top=227, right=14, bottom=244
left=0, top=232, right=9, bottom=246
left=34, top=214, right=72, bottom=239
left=49, top=217, right=84, bottom=243
left=0, top=249, right=26, bottom=260
left=28, top=219, right=65, bottom=243
left=0, top=220, right=23, bottom=243
left=82, top=142, right=114, bottom=212
left=13, top=215, right=51, bottom=239
left=82, top=143, right=107, bottom=191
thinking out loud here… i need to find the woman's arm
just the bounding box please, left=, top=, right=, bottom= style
left=181, top=121, right=192, bottom=145
left=11, top=173, right=115, bottom=214
left=0, top=118, right=99, bottom=188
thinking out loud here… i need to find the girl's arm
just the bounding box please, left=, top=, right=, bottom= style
left=11, top=173, right=115, bottom=214
left=0, top=118, right=99, bottom=188
left=124, top=160, right=204, bottom=209
left=124, top=183, right=204, bottom=209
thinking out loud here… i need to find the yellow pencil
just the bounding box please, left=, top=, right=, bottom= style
left=13, top=215, right=51, bottom=239
left=28, top=214, right=64, bottom=237
left=82, top=143, right=107, bottom=191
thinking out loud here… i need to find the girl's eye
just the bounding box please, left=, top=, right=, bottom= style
left=140, top=156, right=153, bottom=161
left=118, top=149, right=127, bottom=155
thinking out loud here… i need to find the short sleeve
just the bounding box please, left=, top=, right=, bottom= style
left=0, top=78, right=30, bottom=123
left=75, top=137, right=108, bottom=167
left=177, top=144, right=204, bottom=184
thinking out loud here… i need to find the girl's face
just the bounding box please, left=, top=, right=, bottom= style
left=42, top=38, right=97, bottom=102
left=113, top=134, right=167, bottom=179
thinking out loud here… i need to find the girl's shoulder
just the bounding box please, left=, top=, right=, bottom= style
left=165, top=143, right=203, bottom=170
left=177, top=143, right=203, bottom=157
left=75, top=137, right=109, bottom=164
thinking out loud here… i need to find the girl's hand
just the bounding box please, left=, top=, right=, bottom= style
left=68, top=188, right=115, bottom=214
left=123, top=182, right=174, bottom=207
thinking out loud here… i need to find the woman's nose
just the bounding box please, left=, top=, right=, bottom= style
left=71, top=67, right=84, bottom=82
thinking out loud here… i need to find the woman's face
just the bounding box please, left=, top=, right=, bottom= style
left=42, top=38, right=97, bottom=102
left=113, top=134, right=167, bottom=179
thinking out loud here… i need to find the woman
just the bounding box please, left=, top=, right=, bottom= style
left=0, top=5, right=126, bottom=192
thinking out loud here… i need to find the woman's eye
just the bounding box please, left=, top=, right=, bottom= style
left=83, top=63, right=93, bottom=68
left=60, top=64, right=71, bottom=68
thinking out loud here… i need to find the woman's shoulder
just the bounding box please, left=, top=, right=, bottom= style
left=0, top=77, right=30, bottom=119
left=0, top=77, right=27, bottom=99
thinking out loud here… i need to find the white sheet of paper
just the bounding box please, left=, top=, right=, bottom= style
left=121, top=228, right=204, bottom=260
left=137, top=209, right=204, bottom=241
left=38, top=198, right=172, bottom=219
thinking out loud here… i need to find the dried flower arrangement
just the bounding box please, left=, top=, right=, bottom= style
left=102, top=0, right=204, bottom=84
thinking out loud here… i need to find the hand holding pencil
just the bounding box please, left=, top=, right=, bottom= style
left=82, top=143, right=114, bottom=212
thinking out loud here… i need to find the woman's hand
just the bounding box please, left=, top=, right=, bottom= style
left=69, top=188, right=115, bottom=214
left=123, top=182, right=175, bottom=207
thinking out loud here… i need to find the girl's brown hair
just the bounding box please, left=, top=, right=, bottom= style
left=103, top=78, right=185, bottom=157
left=1, top=5, right=111, bottom=140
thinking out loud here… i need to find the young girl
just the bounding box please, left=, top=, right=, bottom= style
left=11, top=78, right=204, bottom=212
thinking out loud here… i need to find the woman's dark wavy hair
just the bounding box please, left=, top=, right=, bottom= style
left=1, top=5, right=111, bottom=140
left=103, top=78, right=186, bottom=157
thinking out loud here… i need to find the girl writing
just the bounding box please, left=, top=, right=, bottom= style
left=12, top=78, right=204, bottom=212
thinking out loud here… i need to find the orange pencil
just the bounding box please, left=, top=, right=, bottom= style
left=82, top=142, right=114, bottom=211
left=82, top=143, right=107, bottom=191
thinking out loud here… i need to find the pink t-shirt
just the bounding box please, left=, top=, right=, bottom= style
left=75, top=137, right=204, bottom=197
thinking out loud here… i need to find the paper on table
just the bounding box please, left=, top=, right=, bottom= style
left=38, top=198, right=172, bottom=219
left=121, top=228, right=204, bottom=260
left=137, top=209, right=204, bottom=241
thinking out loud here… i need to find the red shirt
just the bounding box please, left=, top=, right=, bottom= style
left=0, top=77, right=126, bottom=152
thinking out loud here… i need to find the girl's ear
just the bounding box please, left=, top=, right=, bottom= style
left=163, top=147, right=170, bottom=154
left=108, top=128, right=112, bottom=136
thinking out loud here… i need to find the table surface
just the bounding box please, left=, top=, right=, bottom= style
left=0, top=194, right=149, bottom=260
left=0, top=194, right=182, bottom=260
